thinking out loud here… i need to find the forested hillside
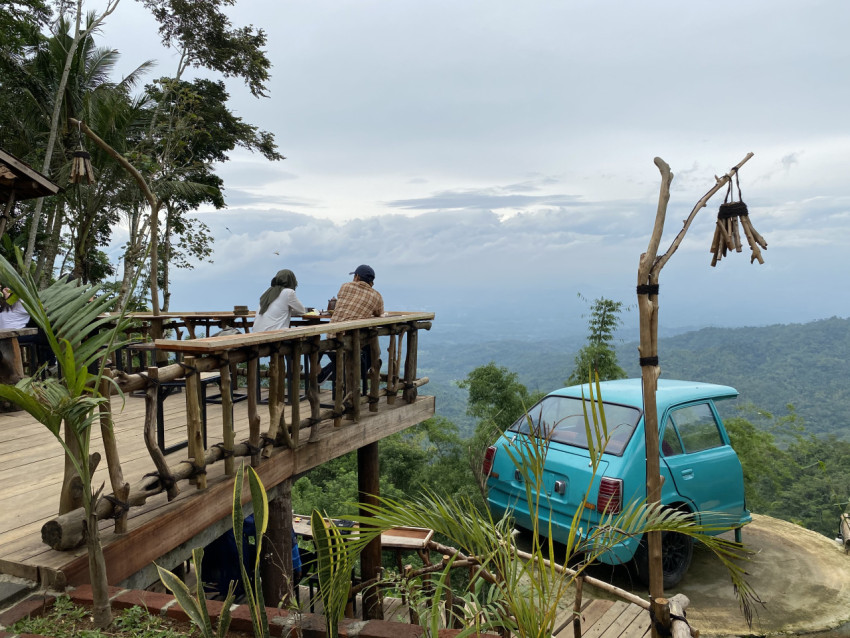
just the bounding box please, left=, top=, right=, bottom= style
left=422, top=316, right=850, bottom=440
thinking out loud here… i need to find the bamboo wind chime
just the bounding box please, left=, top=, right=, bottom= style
left=69, top=121, right=95, bottom=185
left=709, top=168, right=766, bottom=266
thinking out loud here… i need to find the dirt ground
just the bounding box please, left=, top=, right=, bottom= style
left=581, top=513, right=850, bottom=637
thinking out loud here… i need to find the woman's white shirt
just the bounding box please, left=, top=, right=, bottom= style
left=253, top=289, right=306, bottom=332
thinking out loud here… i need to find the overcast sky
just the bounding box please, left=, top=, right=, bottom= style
left=103, top=0, right=850, bottom=340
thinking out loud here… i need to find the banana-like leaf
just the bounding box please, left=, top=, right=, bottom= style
left=156, top=561, right=213, bottom=638
left=311, top=510, right=354, bottom=638
left=232, top=462, right=270, bottom=638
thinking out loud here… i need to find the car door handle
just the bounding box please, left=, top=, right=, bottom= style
left=680, top=469, right=694, bottom=480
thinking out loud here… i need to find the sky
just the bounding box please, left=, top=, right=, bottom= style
left=102, top=0, right=850, bottom=341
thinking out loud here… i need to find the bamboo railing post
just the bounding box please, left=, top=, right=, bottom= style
left=247, top=350, right=261, bottom=466
left=573, top=574, right=584, bottom=638
left=97, top=371, right=129, bottom=533
left=403, top=326, right=418, bottom=403
left=142, top=366, right=179, bottom=500
left=350, top=330, right=362, bottom=422
left=219, top=355, right=235, bottom=477
left=386, top=332, right=397, bottom=405
left=369, top=330, right=380, bottom=413
left=268, top=348, right=281, bottom=439
left=289, top=340, right=302, bottom=446
left=334, top=343, right=345, bottom=428
left=308, top=337, right=321, bottom=443
left=183, top=356, right=206, bottom=490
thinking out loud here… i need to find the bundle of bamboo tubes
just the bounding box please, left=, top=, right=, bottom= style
left=69, top=149, right=95, bottom=185
left=709, top=176, right=767, bottom=266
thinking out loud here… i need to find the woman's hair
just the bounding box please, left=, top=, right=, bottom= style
left=258, top=269, right=298, bottom=315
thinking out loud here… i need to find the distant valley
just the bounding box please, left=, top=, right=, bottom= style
left=419, top=316, right=850, bottom=440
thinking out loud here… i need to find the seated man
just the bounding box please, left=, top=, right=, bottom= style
left=318, top=265, right=384, bottom=385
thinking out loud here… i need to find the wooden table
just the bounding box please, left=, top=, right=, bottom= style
left=125, top=311, right=255, bottom=340
left=0, top=327, right=37, bottom=385
left=292, top=514, right=434, bottom=565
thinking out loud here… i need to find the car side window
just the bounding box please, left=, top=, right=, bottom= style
left=669, top=403, right=724, bottom=453
left=661, top=421, right=684, bottom=456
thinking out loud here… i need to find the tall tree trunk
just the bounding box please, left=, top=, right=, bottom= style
left=36, top=200, right=65, bottom=287
left=161, top=205, right=172, bottom=311
left=23, top=1, right=84, bottom=266
left=149, top=203, right=161, bottom=315
left=24, top=0, right=121, bottom=268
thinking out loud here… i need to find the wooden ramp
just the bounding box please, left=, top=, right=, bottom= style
left=0, top=386, right=435, bottom=588
left=561, top=599, right=650, bottom=638
left=297, top=591, right=649, bottom=637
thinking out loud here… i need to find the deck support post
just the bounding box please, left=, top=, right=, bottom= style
left=263, top=480, right=295, bottom=607
left=358, top=441, right=383, bottom=620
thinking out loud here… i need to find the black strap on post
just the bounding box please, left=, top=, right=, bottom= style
left=639, top=356, right=659, bottom=367
left=636, top=284, right=659, bottom=296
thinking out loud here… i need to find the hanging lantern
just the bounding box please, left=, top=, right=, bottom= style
left=69, top=149, right=95, bottom=185
left=69, top=120, right=95, bottom=185
left=709, top=168, right=767, bottom=266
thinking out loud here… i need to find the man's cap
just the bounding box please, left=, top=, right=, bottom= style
left=350, top=264, right=375, bottom=281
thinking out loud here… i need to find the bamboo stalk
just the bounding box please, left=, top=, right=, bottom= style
left=369, top=330, right=380, bottom=413
left=290, top=340, right=302, bottom=446
left=386, top=333, right=397, bottom=405
left=308, top=337, right=321, bottom=443
left=403, top=329, right=419, bottom=403
left=184, top=356, right=206, bottom=490
left=350, top=330, right=361, bottom=422
left=220, top=356, right=235, bottom=477
left=247, top=351, right=261, bottom=466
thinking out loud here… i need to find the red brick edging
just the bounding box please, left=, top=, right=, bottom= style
left=0, top=585, right=493, bottom=638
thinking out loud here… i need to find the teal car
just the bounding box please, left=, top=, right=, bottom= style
left=484, top=379, right=751, bottom=587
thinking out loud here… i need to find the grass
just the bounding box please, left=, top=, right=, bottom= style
left=11, top=596, right=203, bottom=638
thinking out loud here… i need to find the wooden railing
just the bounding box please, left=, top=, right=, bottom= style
left=41, top=311, right=433, bottom=550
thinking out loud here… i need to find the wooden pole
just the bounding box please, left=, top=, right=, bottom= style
left=358, top=441, right=383, bottom=620
left=334, top=346, right=345, bottom=428
left=142, top=366, right=179, bottom=500
left=97, top=371, right=129, bottom=534
left=369, top=330, right=380, bottom=413
left=262, top=480, right=295, bottom=607
left=308, top=337, right=321, bottom=443
left=247, top=351, right=261, bottom=466
left=403, top=328, right=418, bottom=403
left=289, top=340, right=302, bottom=446
left=219, top=356, right=235, bottom=477
left=183, top=356, right=206, bottom=490
left=350, top=330, right=361, bottom=422
left=639, top=153, right=754, bottom=635
left=267, top=349, right=282, bottom=441
left=386, top=332, right=397, bottom=405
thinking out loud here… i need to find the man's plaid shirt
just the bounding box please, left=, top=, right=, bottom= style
left=330, top=280, right=384, bottom=325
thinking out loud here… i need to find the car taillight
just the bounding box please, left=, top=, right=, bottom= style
left=482, top=446, right=497, bottom=477
left=597, top=477, right=622, bottom=514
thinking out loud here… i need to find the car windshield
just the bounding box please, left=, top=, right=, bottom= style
left=508, top=396, right=642, bottom=456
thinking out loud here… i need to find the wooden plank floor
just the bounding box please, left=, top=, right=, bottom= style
left=0, top=384, right=373, bottom=583
left=295, top=590, right=648, bottom=637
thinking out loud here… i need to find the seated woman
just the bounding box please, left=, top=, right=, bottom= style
left=253, top=269, right=306, bottom=332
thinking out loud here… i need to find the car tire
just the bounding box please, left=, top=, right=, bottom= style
left=633, top=531, right=694, bottom=588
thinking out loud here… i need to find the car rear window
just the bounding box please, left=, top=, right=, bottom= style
left=509, top=396, right=642, bottom=456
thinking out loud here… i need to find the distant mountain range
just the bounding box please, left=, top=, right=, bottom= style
left=419, top=316, right=850, bottom=440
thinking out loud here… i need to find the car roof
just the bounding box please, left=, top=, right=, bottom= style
left=549, top=378, right=738, bottom=410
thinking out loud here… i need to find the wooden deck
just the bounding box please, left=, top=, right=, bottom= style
left=297, top=590, right=650, bottom=637
left=0, top=384, right=435, bottom=589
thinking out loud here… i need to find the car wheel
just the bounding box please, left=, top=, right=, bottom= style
left=633, top=531, right=694, bottom=588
